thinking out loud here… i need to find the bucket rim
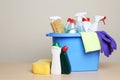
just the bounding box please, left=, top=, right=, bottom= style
left=46, top=33, right=81, bottom=37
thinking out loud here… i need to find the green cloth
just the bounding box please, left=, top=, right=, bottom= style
left=80, top=32, right=101, bottom=53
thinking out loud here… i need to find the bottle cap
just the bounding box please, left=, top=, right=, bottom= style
left=62, top=46, right=68, bottom=52
left=52, top=42, right=61, bottom=48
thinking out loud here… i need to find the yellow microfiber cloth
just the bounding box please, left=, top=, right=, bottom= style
left=80, top=32, right=101, bottom=53
left=32, top=59, right=51, bottom=75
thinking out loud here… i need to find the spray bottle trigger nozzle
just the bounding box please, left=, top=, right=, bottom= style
left=101, top=16, right=106, bottom=25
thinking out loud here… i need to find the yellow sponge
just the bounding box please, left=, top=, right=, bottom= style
left=32, top=59, right=51, bottom=75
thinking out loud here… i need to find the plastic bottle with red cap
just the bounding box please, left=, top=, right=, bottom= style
left=64, top=18, right=71, bottom=32
left=65, top=18, right=78, bottom=33
left=60, top=46, right=71, bottom=74
left=82, top=17, right=91, bottom=32
left=74, top=12, right=87, bottom=32
left=88, top=16, right=106, bottom=32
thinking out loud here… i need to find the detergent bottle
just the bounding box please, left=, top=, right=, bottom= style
left=82, top=17, right=91, bottom=32
left=51, top=42, right=61, bottom=74
left=88, top=16, right=106, bottom=32
left=74, top=12, right=87, bottom=32
left=60, top=46, right=71, bottom=74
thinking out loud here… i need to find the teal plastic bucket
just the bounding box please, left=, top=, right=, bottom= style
left=46, top=33, right=100, bottom=71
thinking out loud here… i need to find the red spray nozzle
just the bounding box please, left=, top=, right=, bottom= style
left=101, top=16, right=106, bottom=25
left=67, top=18, right=75, bottom=24
left=82, top=18, right=90, bottom=22
left=67, top=18, right=72, bottom=22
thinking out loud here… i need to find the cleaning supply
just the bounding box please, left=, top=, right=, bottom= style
left=32, top=59, right=51, bottom=75
left=64, top=18, right=70, bottom=32
left=49, top=16, right=61, bottom=32
left=80, top=32, right=101, bottom=53
left=88, top=16, right=106, bottom=32
left=64, top=18, right=72, bottom=33
left=74, top=12, right=87, bottom=32
left=51, top=42, right=61, bottom=74
left=65, top=18, right=77, bottom=33
left=49, top=16, right=64, bottom=33
left=60, top=46, right=71, bottom=74
left=47, top=33, right=100, bottom=71
left=96, top=31, right=117, bottom=57
left=82, top=17, right=91, bottom=32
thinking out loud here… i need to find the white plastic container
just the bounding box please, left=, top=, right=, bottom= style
left=51, top=45, right=61, bottom=74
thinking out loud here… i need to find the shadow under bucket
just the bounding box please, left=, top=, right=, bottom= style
left=46, top=33, right=100, bottom=72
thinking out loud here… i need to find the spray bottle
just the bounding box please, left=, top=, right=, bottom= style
left=65, top=18, right=77, bottom=33
left=88, top=16, right=106, bottom=32
left=64, top=18, right=72, bottom=33
left=51, top=42, right=61, bottom=74
left=82, top=17, right=91, bottom=32
left=74, top=12, right=87, bottom=32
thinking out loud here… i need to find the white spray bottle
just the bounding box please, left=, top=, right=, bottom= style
left=88, top=16, right=106, bottom=32
left=51, top=42, right=61, bottom=75
left=82, top=17, right=91, bottom=32
left=74, top=12, right=87, bottom=32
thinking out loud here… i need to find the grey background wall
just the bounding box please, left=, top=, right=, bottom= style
left=0, top=0, right=119, bottom=62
